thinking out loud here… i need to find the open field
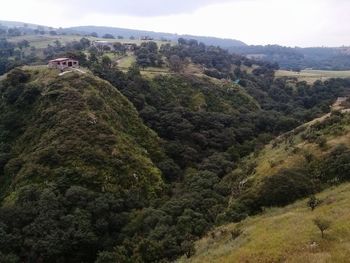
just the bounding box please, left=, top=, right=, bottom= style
left=276, top=69, right=350, bottom=83
left=116, top=54, right=137, bottom=68
left=178, top=182, right=350, bottom=263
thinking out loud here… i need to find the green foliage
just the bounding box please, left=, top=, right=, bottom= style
left=0, top=69, right=164, bottom=199
left=181, top=239, right=196, bottom=259
left=230, top=225, right=243, bottom=240
left=135, top=42, right=163, bottom=68
left=315, top=144, right=350, bottom=184
left=307, top=195, right=321, bottom=211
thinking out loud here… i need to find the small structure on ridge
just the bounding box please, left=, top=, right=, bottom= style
left=48, top=58, right=79, bottom=70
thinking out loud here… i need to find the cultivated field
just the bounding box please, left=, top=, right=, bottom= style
left=276, top=69, right=350, bottom=83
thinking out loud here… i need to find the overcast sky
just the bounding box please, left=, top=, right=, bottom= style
left=1, top=0, right=349, bottom=47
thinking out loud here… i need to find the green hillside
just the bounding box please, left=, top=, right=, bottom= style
left=179, top=109, right=350, bottom=262
left=0, top=67, right=164, bottom=202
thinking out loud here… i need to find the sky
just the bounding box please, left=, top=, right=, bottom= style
left=1, top=0, right=349, bottom=47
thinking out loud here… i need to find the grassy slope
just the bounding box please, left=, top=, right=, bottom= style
left=241, top=110, right=350, bottom=187
left=0, top=67, right=164, bottom=203
left=179, top=109, right=350, bottom=262
left=179, top=182, right=350, bottom=263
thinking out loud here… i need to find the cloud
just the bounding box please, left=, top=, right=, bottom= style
left=49, top=0, right=235, bottom=17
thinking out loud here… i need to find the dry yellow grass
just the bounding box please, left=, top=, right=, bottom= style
left=179, top=183, right=350, bottom=263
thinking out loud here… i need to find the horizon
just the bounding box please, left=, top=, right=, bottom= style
left=2, top=19, right=349, bottom=49
left=1, top=0, right=350, bottom=47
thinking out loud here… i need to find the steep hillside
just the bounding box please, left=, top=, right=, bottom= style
left=0, top=67, right=164, bottom=202
left=179, top=182, right=350, bottom=263
left=178, top=110, right=350, bottom=262
left=219, top=109, right=350, bottom=222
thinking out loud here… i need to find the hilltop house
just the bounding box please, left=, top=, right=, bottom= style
left=48, top=58, right=79, bottom=70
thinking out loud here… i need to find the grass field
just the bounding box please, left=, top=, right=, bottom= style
left=276, top=69, right=350, bottom=84
left=178, top=182, right=350, bottom=263
left=117, top=54, right=136, bottom=68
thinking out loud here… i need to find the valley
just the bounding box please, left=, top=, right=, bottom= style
left=1, top=20, right=350, bottom=263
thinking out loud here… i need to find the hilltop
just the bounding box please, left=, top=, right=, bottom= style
left=0, top=67, right=164, bottom=201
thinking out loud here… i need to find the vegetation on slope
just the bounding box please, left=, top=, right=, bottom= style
left=0, top=68, right=164, bottom=200
left=179, top=110, right=350, bottom=262
left=220, top=110, right=350, bottom=222
left=179, top=182, right=350, bottom=263
left=0, top=68, right=168, bottom=262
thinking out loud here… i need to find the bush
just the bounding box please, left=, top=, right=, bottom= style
left=313, top=217, right=331, bottom=238
left=307, top=195, right=321, bottom=211
left=318, top=144, right=350, bottom=184
left=230, top=226, right=243, bottom=240
left=259, top=169, right=315, bottom=207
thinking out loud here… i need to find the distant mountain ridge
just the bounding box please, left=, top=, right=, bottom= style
left=0, top=20, right=246, bottom=47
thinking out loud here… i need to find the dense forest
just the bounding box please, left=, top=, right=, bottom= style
left=1, top=25, right=350, bottom=262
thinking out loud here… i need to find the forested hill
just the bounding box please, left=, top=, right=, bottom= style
left=0, top=68, right=165, bottom=200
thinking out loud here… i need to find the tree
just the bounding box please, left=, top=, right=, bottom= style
left=307, top=195, right=320, bottom=211
left=101, top=55, right=112, bottom=69
left=80, top=37, right=91, bottom=49
left=102, top=33, right=115, bottom=39
left=169, top=55, right=184, bottom=73
left=90, top=32, right=98, bottom=38
left=313, top=217, right=331, bottom=238
left=17, top=39, right=30, bottom=60
left=230, top=226, right=243, bottom=240
left=7, top=28, right=21, bottom=37
left=181, top=239, right=195, bottom=258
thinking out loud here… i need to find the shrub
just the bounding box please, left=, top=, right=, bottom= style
left=313, top=217, right=331, bottom=238
left=181, top=239, right=196, bottom=258
left=307, top=195, right=321, bottom=211
left=259, top=169, right=315, bottom=207
left=230, top=226, right=243, bottom=240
